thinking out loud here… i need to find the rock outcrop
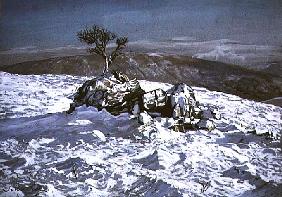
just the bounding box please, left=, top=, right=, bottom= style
left=67, top=71, right=206, bottom=131
left=67, top=71, right=144, bottom=115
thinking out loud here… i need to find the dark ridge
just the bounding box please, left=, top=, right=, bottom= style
left=1, top=53, right=281, bottom=102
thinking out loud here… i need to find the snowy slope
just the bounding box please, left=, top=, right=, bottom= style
left=0, top=72, right=281, bottom=196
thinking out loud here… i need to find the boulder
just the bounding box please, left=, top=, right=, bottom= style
left=142, top=88, right=171, bottom=117
left=67, top=71, right=145, bottom=115
left=167, top=83, right=202, bottom=130
left=168, top=83, right=202, bottom=120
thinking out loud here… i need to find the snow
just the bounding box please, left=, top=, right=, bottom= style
left=0, top=72, right=281, bottom=196
left=68, top=119, right=93, bottom=126
left=193, top=43, right=246, bottom=63
left=147, top=52, right=163, bottom=57
left=92, top=130, right=106, bottom=142
left=0, top=72, right=89, bottom=119
left=0, top=187, right=24, bottom=197
left=139, top=80, right=172, bottom=92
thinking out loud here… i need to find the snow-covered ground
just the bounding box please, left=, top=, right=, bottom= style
left=0, top=72, right=281, bottom=196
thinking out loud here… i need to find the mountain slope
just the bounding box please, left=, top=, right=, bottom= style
left=0, top=72, right=281, bottom=196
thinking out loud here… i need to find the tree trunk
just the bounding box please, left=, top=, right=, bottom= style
left=103, top=57, right=109, bottom=74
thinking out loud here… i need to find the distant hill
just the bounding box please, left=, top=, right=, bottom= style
left=1, top=53, right=281, bottom=103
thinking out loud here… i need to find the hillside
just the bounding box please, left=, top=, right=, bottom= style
left=1, top=53, right=281, bottom=104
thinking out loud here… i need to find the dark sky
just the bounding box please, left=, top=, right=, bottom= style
left=1, top=0, right=282, bottom=50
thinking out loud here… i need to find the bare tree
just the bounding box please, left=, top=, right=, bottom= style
left=77, top=25, right=128, bottom=74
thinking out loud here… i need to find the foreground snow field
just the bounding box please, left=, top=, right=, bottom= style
left=0, top=72, right=281, bottom=196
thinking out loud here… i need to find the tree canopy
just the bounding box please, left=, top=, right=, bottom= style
left=77, top=25, right=128, bottom=74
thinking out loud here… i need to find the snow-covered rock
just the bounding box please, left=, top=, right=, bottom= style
left=138, top=111, right=153, bottom=125
left=68, top=71, right=203, bottom=130
left=197, top=119, right=215, bottom=131
left=67, top=71, right=145, bottom=116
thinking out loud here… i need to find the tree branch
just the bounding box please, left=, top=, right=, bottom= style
left=77, top=25, right=128, bottom=72
left=110, top=37, right=128, bottom=64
